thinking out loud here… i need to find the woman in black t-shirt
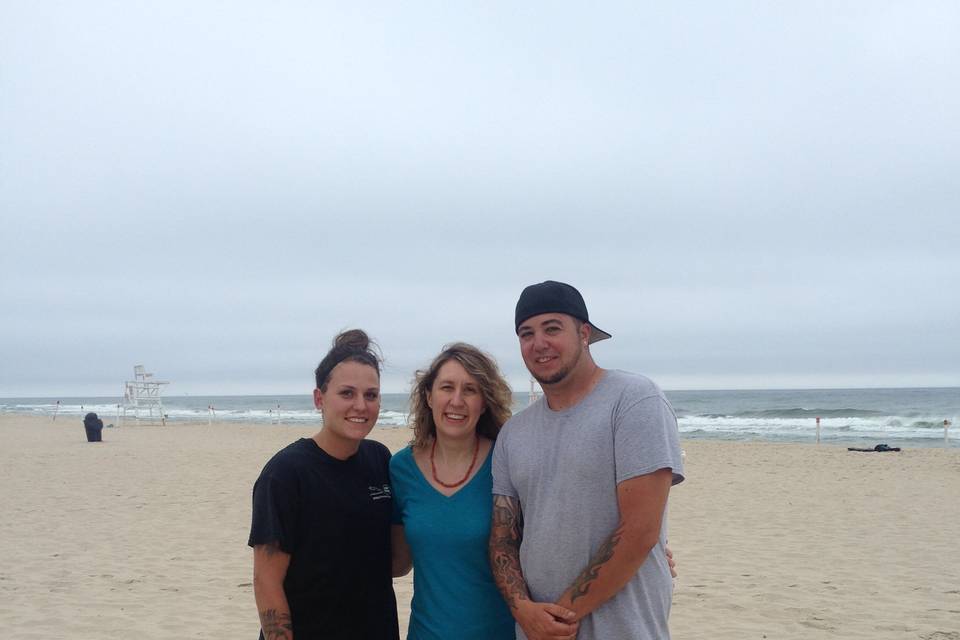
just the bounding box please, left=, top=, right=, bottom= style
left=249, top=329, right=399, bottom=640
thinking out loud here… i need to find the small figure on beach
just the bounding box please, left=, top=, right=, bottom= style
left=389, top=343, right=517, bottom=639
left=248, top=330, right=398, bottom=640
left=490, top=280, right=686, bottom=640
left=82, top=412, right=103, bottom=442
left=847, top=443, right=902, bottom=452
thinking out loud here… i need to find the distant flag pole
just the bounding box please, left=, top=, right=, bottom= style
left=53, top=400, right=60, bottom=421
left=816, top=416, right=821, bottom=444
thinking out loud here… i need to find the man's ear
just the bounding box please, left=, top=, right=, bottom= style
left=581, top=322, right=593, bottom=345
left=313, top=388, right=323, bottom=411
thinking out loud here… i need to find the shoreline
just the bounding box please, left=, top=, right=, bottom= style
left=5, top=386, right=957, bottom=449
left=10, top=412, right=955, bottom=449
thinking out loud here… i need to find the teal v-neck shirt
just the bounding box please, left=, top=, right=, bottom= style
left=390, top=446, right=515, bottom=640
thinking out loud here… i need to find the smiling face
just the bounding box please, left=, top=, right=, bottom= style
left=517, top=312, right=592, bottom=385
left=426, top=359, right=486, bottom=441
left=313, top=360, right=381, bottom=446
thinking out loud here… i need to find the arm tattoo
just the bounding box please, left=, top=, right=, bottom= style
left=489, top=495, right=529, bottom=610
left=568, top=523, right=625, bottom=603
left=259, top=609, right=293, bottom=640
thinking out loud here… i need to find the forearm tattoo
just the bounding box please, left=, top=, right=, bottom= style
left=489, top=495, right=529, bottom=609
left=259, top=609, right=293, bottom=640
left=568, top=522, right=625, bottom=603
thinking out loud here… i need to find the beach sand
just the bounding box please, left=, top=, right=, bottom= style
left=1, top=414, right=957, bottom=639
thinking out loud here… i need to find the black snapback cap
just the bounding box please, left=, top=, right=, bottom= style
left=514, top=280, right=612, bottom=344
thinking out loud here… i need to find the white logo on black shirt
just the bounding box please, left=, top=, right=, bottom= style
left=368, top=484, right=392, bottom=501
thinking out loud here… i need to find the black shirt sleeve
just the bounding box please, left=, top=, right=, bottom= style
left=248, top=456, right=300, bottom=553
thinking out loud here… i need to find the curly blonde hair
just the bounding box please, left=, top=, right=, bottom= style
left=409, top=343, right=513, bottom=448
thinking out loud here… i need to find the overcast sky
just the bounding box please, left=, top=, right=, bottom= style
left=2, top=2, right=958, bottom=397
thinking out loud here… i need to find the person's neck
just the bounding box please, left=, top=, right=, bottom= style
left=543, top=361, right=604, bottom=412
left=312, top=429, right=361, bottom=461
left=431, top=431, right=478, bottom=462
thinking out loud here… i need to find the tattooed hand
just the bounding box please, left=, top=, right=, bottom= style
left=513, top=600, right=578, bottom=640
left=259, top=608, right=293, bottom=640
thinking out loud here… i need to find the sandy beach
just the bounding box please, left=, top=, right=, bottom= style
left=1, top=414, right=957, bottom=639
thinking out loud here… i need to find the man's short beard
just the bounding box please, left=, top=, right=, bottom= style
left=531, top=368, right=569, bottom=385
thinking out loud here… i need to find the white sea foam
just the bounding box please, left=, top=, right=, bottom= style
left=678, top=415, right=951, bottom=440
left=2, top=401, right=412, bottom=428
left=5, top=388, right=956, bottom=445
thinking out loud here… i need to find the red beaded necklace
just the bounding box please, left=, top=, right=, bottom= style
left=430, top=435, right=480, bottom=489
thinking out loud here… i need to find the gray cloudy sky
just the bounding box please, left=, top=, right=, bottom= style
left=2, top=2, right=958, bottom=397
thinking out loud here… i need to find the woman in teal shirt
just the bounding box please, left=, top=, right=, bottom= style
left=390, top=343, right=516, bottom=640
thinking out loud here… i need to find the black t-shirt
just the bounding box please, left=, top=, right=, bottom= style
left=248, top=438, right=398, bottom=640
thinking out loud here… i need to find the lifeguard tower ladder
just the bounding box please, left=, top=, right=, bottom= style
left=122, top=365, right=169, bottom=424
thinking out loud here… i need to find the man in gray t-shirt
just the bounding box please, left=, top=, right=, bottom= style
left=490, top=281, right=685, bottom=640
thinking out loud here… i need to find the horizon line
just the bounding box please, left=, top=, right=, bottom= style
left=3, top=384, right=959, bottom=400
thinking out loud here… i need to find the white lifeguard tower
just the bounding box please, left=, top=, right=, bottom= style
left=528, top=377, right=542, bottom=406
left=121, top=365, right=170, bottom=424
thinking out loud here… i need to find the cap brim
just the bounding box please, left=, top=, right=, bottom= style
left=587, top=326, right=612, bottom=344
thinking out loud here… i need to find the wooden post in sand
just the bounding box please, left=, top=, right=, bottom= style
left=816, top=416, right=821, bottom=444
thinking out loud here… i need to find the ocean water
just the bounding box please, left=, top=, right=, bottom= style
left=2, top=387, right=957, bottom=448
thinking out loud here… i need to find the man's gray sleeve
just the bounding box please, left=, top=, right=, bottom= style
left=614, top=394, right=685, bottom=486
left=491, top=427, right=519, bottom=497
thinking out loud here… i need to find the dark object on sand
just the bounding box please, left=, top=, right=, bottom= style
left=847, top=443, right=901, bottom=452
left=83, top=412, right=103, bottom=442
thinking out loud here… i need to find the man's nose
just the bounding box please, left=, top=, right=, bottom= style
left=532, top=331, right=548, bottom=351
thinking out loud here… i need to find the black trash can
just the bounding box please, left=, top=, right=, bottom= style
left=83, top=412, right=103, bottom=442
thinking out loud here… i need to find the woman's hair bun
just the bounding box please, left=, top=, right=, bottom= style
left=333, top=329, right=370, bottom=351
left=315, top=329, right=382, bottom=391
